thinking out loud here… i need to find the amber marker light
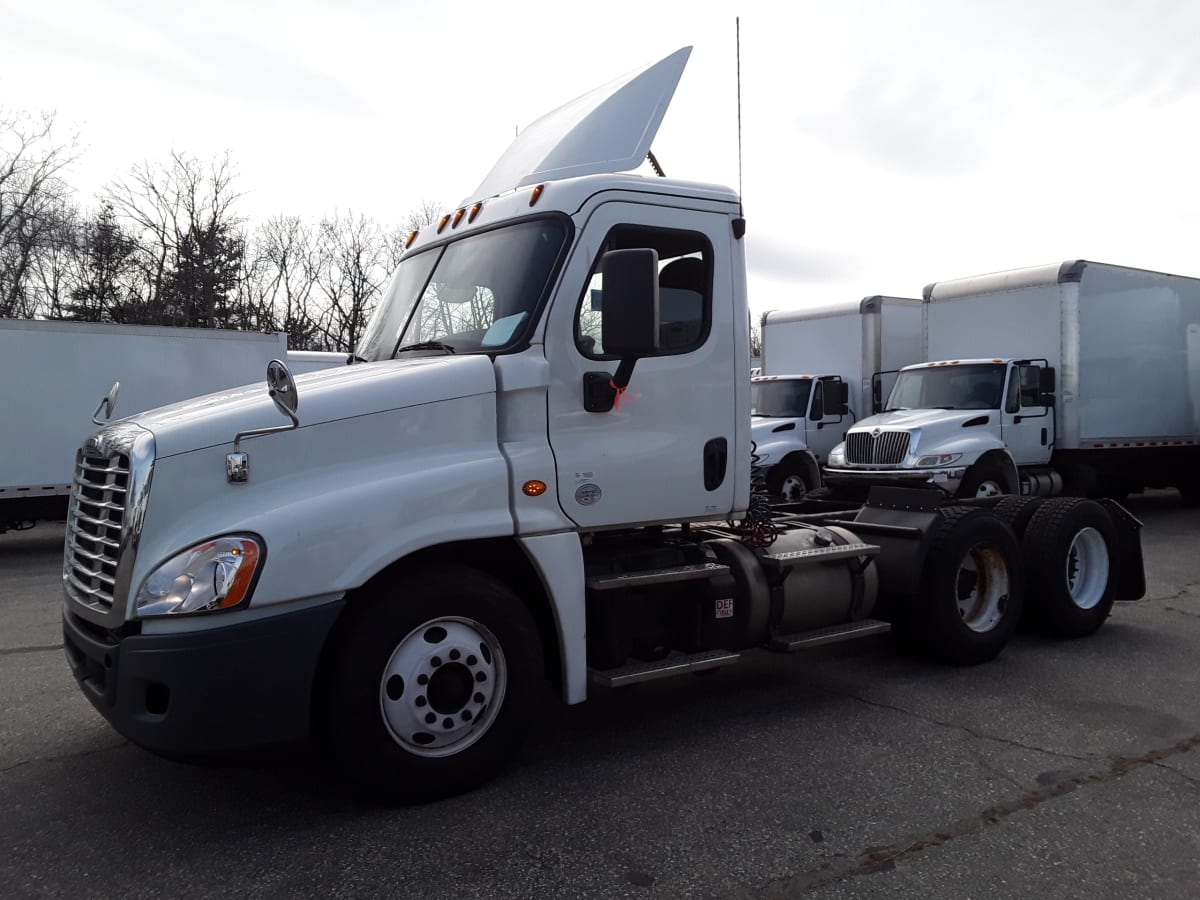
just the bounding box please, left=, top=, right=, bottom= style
left=452, top=208, right=466, bottom=228
left=529, top=184, right=545, bottom=206
left=523, top=480, right=548, bottom=497
left=437, top=214, right=451, bottom=233
left=468, top=202, right=483, bottom=223
left=405, top=230, right=419, bottom=248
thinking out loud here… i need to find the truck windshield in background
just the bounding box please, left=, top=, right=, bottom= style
left=751, top=379, right=813, bottom=418
left=357, top=217, right=570, bottom=361
left=886, top=363, right=1005, bottom=411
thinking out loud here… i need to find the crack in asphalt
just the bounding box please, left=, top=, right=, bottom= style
left=1153, top=760, right=1200, bottom=790
left=0, top=739, right=128, bottom=775
left=0, top=643, right=63, bottom=657
left=826, top=688, right=1093, bottom=763
left=747, top=734, right=1200, bottom=897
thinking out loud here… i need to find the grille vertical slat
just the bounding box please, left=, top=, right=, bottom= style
left=846, top=431, right=911, bottom=466
left=64, top=452, right=129, bottom=610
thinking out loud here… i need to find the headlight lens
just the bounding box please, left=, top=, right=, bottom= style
left=754, top=450, right=773, bottom=465
left=136, top=535, right=262, bottom=616
left=828, top=443, right=846, bottom=467
left=916, top=453, right=962, bottom=467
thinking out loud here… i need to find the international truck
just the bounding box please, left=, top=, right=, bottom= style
left=0, top=319, right=345, bottom=534
left=60, top=48, right=1145, bottom=804
left=753, top=297, right=924, bottom=500
left=823, top=261, right=1200, bottom=502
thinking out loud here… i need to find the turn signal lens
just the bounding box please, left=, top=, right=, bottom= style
left=523, top=480, right=547, bottom=497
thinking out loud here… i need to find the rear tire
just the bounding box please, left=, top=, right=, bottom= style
left=992, top=495, right=1045, bottom=540
left=917, top=507, right=1024, bottom=665
left=1021, top=498, right=1119, bottom=638
left=320, top=565, right=544, bottom=803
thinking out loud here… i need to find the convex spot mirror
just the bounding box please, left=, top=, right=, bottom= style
left=266, top=359, right=299, bottom=418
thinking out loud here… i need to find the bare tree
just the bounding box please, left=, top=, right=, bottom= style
left=0, top=109, right=80, bottom=317
left=313, top=211, right=390, bottom=353
left=242, top=215, right=323, bottom=348
left=103, top=151, right=243, bottom=325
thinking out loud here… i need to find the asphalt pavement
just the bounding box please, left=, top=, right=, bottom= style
left=2, top=493, right=1197, bottom=899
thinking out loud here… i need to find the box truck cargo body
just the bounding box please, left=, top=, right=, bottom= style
left=0, top=319, right=342, bottom=532
left=753, top=297, right=924, bottom=498
left=824, top=261, right=1200, bottom=501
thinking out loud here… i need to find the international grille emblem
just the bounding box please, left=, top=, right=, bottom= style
left=870, top=428, right=882, bottom=439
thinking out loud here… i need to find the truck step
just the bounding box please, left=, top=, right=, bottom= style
left=767, top=619, right=891, bottom=652
left=761, top=542, right=879, bottom=568
left=589, top=650, right=740, bottom=687
left=586, top=562, right=729, bottom=591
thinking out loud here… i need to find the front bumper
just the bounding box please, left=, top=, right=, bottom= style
left=823, top=465, right=967, bottom=494
left=63, top=599, right=344, bottom=758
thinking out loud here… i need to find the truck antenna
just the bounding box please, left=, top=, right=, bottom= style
left=736, top=16, right=744, bottom=217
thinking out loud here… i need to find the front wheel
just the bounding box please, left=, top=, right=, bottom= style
left=767, top=459, right=812, bottom=502
left=320, top=565, right=544, bottom=803
left=956, top=463, right=1015, bottom=499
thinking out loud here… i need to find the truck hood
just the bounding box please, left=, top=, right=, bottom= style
left=124, top=355, right=497, bottom=459
left=750, top=416, right=805, bottom=441
left=851, top=408, right=993, bottom=433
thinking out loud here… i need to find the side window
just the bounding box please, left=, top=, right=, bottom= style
left=810, top=381, right=824, bottom=420
left=1019, top=366, right=1043, bottom=407
left=1005, top=371, right=1021, bottom=414
left=575, top=225, right=712, bottom=358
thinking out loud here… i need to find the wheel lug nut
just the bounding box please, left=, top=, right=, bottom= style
left=416, top=696, right=427, bottom=707
left=425, top=712, right=436, bottom=724
left=443, top=718, right=454, bottom=729
left=473, top=692, right=485, bottom=704
left=431, top=656, right=442, bottom=667
left=466, top=655, right=477, bottom=666
left=474, top=671, right=486, bottom=683
left=417, top=674, right=429, bottom=686
left=449, top=649, right=461, bottom=661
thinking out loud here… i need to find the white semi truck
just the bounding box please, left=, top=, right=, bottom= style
left=753, top=297, right=924, bottom=499
left=824, top=261, right=1200, bottom=502
left=61, top=49, right=1145, bottom=803
left=0, top=319, right=346, bottom=534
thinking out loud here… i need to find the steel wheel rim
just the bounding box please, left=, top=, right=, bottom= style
left=378, top=616, right=506, bottom=758
left=955, top=543, right=1010, bottom=632
left=1066, top=526, right=1109, bottom=610
left=974, top=480, right=1004, bottom=498
left=780, top=473, right=807, bottom=502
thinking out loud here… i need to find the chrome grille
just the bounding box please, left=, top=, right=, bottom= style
left=64, top=452, right=130, bottom=609
left=846, top=431, right=911, bottom=466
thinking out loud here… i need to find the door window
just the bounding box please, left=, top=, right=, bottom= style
left=575, top=225, right=712, bottom=358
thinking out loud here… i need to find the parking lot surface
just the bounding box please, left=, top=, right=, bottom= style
left=2, top=492, right=1198, bottom=899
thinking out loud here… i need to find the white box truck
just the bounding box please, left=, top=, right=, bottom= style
left=59, top=50, right=1144, bottom=804
left=753, top=297, right=924, bottom=499
left=824, top=261, right=1200, bottom=502
left=0, top=319, right=344, bottom=533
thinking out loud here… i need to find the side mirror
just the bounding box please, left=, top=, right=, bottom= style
left=92, top=381, right=121, bottom=425
left=1039, top=366, right=1056, bottom=395
left=267, top=359, right=299, bottom=418
left=584, top=249, right=660, bottom=412
left=600, top=248, right=660, bottom=357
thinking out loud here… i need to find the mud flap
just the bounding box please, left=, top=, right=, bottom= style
left=1096, top=498, right=1146, bottom=601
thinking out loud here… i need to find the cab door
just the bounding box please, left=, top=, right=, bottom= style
left=1002, top=362, right=1054, bottom=465
left=543, top=200, right=738, bottom=529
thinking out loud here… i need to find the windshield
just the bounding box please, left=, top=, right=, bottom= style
left=751, top=380, right=813, bottom=418
left=886, top=363, right=1005, bottom=411
left=356, top=217, right=569, bottom=362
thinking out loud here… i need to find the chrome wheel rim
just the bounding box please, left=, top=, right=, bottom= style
left=1066, top=526, right=1109, bottom=610
left=955, top=543, right=1010, bottom=633
left=378, top=616, right=506, bottom=758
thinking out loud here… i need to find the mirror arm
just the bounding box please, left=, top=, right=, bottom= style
left=233, top=402, right=298, bottom=452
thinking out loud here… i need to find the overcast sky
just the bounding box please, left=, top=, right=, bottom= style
left=3, top=0, right=1198, bottom=319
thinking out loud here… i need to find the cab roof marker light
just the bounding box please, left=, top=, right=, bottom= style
left=468, top=202, right=483, bottom=223
left=529, top=184, right=545, bottom=207
left=405, top=230, right=419, bottom=248
left=452, top=208, right=466, bottom=228
left=437, top=214, right=451, bottom=233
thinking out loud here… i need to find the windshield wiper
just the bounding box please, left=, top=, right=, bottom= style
left=395, top=341, right=456, bottom=355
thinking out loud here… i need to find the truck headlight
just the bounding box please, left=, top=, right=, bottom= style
left=828, top=443, right=846, bottom=467
left=915, top=453, right=962, bottom=467
left=754, top=450, right=773, bottom=465
left=136, top=535, right=262, bottom=616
